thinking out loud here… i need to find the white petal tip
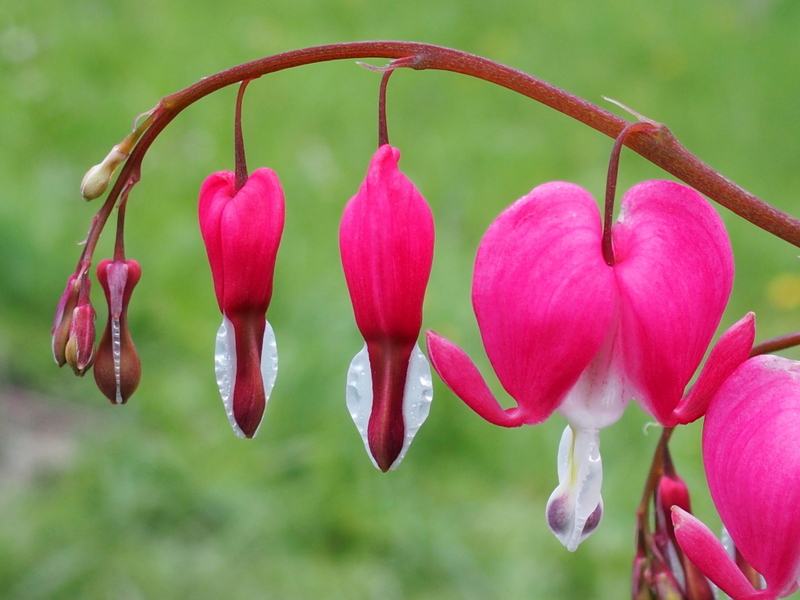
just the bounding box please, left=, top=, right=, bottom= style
left=546, top=425, right=605, bottom=551
left=214, top=316, right=278, bottom=438
left=345, top=342, right=433, bottom=470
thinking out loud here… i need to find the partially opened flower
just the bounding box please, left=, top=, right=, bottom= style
left=426, top=180, right=754, bottom=550
left=93, top=258, right=142, bottom=405
left=673, top=354, right=800, bottom=600
left=340, top=144, right=435, bottom=472
left=199, top=168, right=284, bottom=438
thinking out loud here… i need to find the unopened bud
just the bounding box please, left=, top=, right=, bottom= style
left=80, top=145, right=128, bottom=200
left=52, top=274, right=81, bottom=366
left=64, top=302, right=96, bottom=376
left=653, top=571, right=683, bottom=600
left=93, top=259, right=142, bottom=404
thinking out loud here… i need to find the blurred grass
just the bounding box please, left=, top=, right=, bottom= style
left=1, top=0, right=799, bottom=598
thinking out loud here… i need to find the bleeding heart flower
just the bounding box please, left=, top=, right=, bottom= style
left=339, top=144, right=435, bottom=472
left=426, top=180, right=753, bottom=550
left=199, top=168, right=284, bottom=438
left=673, top=354, right=800, bottom=600
left=93, top=258, right=142, bottom=405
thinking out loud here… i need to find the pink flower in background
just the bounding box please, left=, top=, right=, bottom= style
left=426, top=180, right=753, bottom=550
left=673, top=354, right=800, bottom=600
left=340, top=144, right=435, bottom=472
left=199, top=168, right=285, bottom=438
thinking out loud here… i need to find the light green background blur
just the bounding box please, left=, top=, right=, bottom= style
left=1, top=0, right=799, bottom=598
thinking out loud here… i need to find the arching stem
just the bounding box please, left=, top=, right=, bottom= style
left=79, top=40, right=800, bottom=275
left=602, top=121, right=658, bottom=266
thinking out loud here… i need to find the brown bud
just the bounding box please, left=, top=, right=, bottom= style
left=93, top=259, right=142, bottom=404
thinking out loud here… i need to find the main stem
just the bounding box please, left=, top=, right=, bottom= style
left=87, top=41, right=800, bottom=261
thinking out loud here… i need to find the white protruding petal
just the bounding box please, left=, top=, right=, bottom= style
left=546, top=425, right=604, bottom=551
left=346, top=344, right=378, bottom=469
left=396, top=343, right=433, bottom=469
left=558, top=315, right=633, bottom=430
left=214, top=316, right=278, bottom=439
left=345, top=342, right=433, bottom=471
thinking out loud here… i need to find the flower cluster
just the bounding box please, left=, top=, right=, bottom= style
left=52, top=259, right=142, bottom=404
left=55, top=49, right=800, bottom=599
left=193, top=144, right=435, bottom=463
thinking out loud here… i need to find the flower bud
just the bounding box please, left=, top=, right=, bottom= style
left=340, top=145, right=435, bottom=471
left=64, top=299, right=96, bottom=376
left=93, top=259, right=142, bottom=404
left=80, top=145, right=128, bottom=200
left=199, top=168, right=284, bottom=438
left=52, top=274, right=81, bottom=366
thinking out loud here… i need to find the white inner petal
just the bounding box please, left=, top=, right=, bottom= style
left=345, top=342, right=433, bottom=470
left=214, top=316, right=278, bottom=439
left=557, top=315, right=633, bottom=430
left=546, top=425, right=604, bottom=551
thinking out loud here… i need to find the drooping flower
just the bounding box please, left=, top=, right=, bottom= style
left=93, top=258, right=142, bottom=404
left=633, top=443, right=714, bottom=600
left=339, top=144, right=435, bottom=472
left=673, top=354, right=800, bottom=600
left=52, top=273, right=82, bottom=367
left=199, top=168, right=284, bottom=438
left=426, top=180, right=754, bottom=550
left=52, top=272, right=97, bottom=376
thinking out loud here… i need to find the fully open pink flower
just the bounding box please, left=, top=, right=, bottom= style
left=426, top=180, right=753, bottom=549
left=199, top=168, right=284, bottom=438
left=340, top=144, right=435, bottom=472
left=673, top=354, right=800, bottom=600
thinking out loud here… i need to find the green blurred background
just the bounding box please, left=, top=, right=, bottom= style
left=1, top=0, right=799, bottom=598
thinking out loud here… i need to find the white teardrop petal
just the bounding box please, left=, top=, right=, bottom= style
left=546, top=425, right=604, bottom=551
left=214, top=316, right=278, bottom=439
left=345, top=342, right=434, bottom=471
left=345, top=343, right=378, bottom=469
left=393, top=342, right=433, bottom=470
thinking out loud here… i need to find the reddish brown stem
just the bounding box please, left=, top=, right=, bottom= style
left=82, top=41, right=800, bottom=270
left=750, top=331, right=800, bottom=357
left=377, top=69, right=394, bottom=148
left=602, top=121, right=659, bottom=266
left=234, top=79, right=252, bottom=192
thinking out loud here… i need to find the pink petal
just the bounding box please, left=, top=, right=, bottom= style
left=672, top=507, right=766, bottom=600
left=426, top=330, right=523, bottom=427
left=702, top=355, right=800, bottom=597
left=611, top=180, right=734, bottom=424
left=470, top=182, right=615, bottom=424
left=672, top=312, right=755, bottom=424
left=199, top=168, right=285, bottom=314
left=339, top=145, right=434, bottom=342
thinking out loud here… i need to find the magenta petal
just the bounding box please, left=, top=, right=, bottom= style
left=426, top=330, right=523, bottom=427
left=672, top=508, right=765, bottom=600
left=672, top=312, right=755, bottom=425
left=198, top=168, right=285, bottom=314
left=339, top=145, right=435, bottom=470
left=702, top=355, right=800, bottom=597
left=340, top=145, right=434, bottom=341
left=471, top=182, right=615, bottom=423
left=612, top=180, right=734, bottom=424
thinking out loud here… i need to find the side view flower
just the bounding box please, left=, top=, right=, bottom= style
left=198, top=168, right=285, bottom=438
left=52, top=272, right=97, bottom=376
left=93, top=258, right=142, bottom=405
left=673, top=354, right=800, bottom=600
left=339, top=144, right=435, bottom=472
left=426, top=180, right=754, bottom=550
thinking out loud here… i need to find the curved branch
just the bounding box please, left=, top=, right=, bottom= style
left=89, top=41, right=800, bottom=254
